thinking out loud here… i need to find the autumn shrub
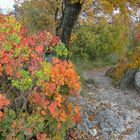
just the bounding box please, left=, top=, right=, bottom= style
left=112, top=46, right=140, bottom=84
left=0, top=14, right=80, bottom=140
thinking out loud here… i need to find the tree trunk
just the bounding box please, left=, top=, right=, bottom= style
left=56, top=1, right=82, bottom=50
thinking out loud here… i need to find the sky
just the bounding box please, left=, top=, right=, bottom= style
left=0, top=0, right=15, bottom=10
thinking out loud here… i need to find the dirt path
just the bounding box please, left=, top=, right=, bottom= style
left=82, top=68, right=140, bottom=110
left=68, top=68, right=140, bottom=140
left=83, top=67, right=112, bottom=89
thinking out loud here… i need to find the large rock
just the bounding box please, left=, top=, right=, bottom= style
left=135, top=71, right=140, bottom=93
left=120, top=69, right=137, bottom=90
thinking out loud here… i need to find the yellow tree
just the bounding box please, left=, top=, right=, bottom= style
left=16, top=0, right=140, bottom=49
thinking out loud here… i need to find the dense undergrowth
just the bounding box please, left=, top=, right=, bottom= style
left=70, top=21, right=127, bottom=69
left=0, top=14, right=80, bottom=140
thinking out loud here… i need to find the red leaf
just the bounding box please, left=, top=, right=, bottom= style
left=35, top=45, right=44, bottom=53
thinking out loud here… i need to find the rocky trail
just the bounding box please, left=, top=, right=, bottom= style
left=68, top=68, right=140, bottom=140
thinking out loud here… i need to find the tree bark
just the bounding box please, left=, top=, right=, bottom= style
left=56, top=1, right=82, bottom=50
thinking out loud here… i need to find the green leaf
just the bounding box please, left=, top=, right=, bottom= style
left=8, top=110, right=16, bottom=119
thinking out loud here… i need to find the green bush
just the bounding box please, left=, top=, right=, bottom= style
left=71, top=22, right=127, bottom=65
